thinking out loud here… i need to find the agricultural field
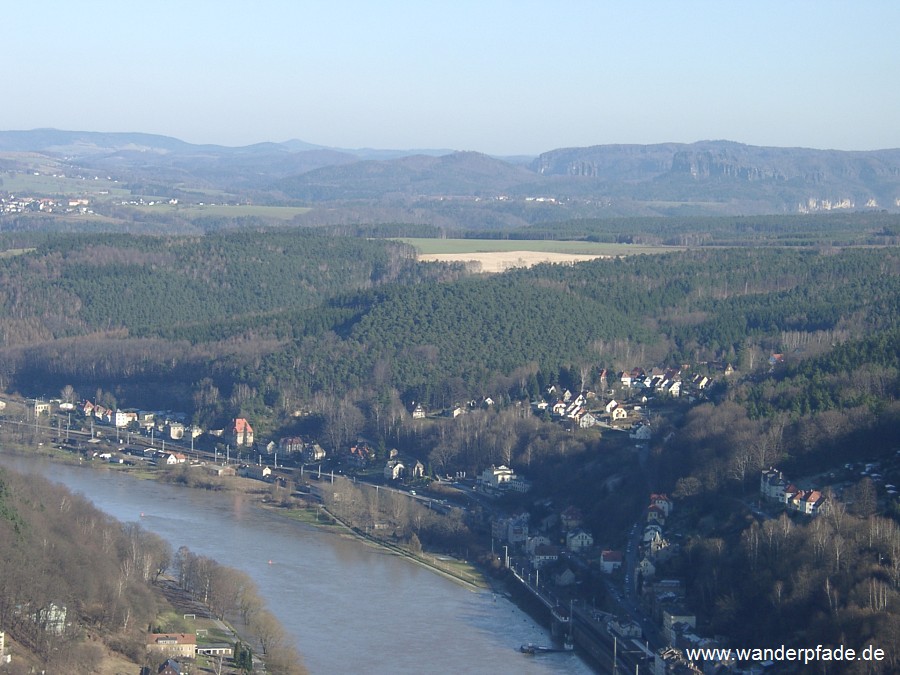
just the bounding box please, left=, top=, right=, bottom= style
left=1, top=168, right=130, bottom=197
left=133, top=203, right=313, bottom=219
left=399, top=238, right=678, bottom=272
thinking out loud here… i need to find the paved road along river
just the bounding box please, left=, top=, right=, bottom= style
left=0, top=453, right=594, bottom=674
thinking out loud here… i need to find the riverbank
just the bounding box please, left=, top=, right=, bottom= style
left=2, top=443, right=594, bottom=674
left=0, top=446, right=298, bottom=674
left=3, top=439, right=490, bottom=592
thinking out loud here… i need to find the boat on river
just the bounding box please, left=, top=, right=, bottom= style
left=520, top=642, right=571, bottom=655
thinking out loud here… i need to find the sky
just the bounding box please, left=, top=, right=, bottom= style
left=5, top=1, right=900, bottom=156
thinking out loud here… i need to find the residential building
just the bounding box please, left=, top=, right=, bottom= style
left=147, top=633, right=197, bottom=659
left=600, top=549, right=624, bottom=573
left=560, top=506, right=583, bottom=531
left=554, top=567, right=577, bottom=587
left=240, top=465, right=272, bottom=481
left=531, top=544, right=560, bottom=568
left=792, top=489, right=826, bottom=515
left=31, top=399, right=51, bottom=416
left=303, top=443, right=326, bottom=463
left=385, top=459, right=405, bottom=480
left=166, top=421, right=185, bottom=440
left=347, top=442, right=373, bottom=466
left=566, top=528, right=594, bottom=552
left=525, top=534, right=552, bottom=555
left=231, top=418, right=254, bottom=447
left=638, top=556, right=656, bottom=580
left=279, top=437, right=304, bottom=455
left=760, top=467, right=788, bottom=502
left=158, top=659, right=182, bottom=675
left=646, top=505, right=667, bottom=525
left=662, top=608, right=697, bottom=644
left=507, top=514, right=529, bottom=544
left=479, top=465, right=515, bottom=490
left=649, top=493, right=673, bottom=517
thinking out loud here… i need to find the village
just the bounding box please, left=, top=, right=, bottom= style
left=11, top=353, right=885, bottom=675
left=0, top=193, right=93, bottom=215
left=11, top=361, right=728, bottom=671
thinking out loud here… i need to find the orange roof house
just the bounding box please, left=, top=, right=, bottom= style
left=231, top=418, right=254, bottom=447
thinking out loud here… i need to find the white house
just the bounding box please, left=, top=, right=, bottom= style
left=114, top=409, right=132, bottom=428
left=638, top=557, right=656, bottom=579
left=384, top=460, right=405, bottom=480
left=760, top=468, right=788, bottom=502
left=479, top=465, right=515, bottom=490
left=566, top=528, right=594, bottom=552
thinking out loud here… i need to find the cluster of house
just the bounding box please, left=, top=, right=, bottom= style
left=412, top=396, right=497, bottom=420
left=384, top=448, right=426, bottom=481
left=534, top=388, right=601, bottom=428
left=635, top=495, right=711, bottom=656
left=411, top=365, right=713, bottom=434
left=529, top=367, right=714, bottom=435
left=0, top=194, right=92, bottom=214
left=491, top=505, right=594, bottom=585
left=270, top=436, right=426, bottom=483
left=760, top=467, right=827, bottom=515
left=275, top=436, right=327, bottom=464
left=73, top=400, right=257, bottom=451
left=616, top=367, right=694, bottom=398
left=640, top=493, right=676, bottom=576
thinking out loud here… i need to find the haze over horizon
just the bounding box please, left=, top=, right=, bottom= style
left=5, top=1, right=900, bottom=156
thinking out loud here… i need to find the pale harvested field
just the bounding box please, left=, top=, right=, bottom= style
left=418, top=250, right=609, bottom=272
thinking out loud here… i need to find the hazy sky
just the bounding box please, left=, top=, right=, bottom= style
left=6, top=1, right=899, bottom=155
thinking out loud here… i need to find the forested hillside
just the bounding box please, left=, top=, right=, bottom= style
left=3, top=236, right=899, bottom=423
left=0, top=466, right=306, bottom=674
left=2, top=222, right=900, bottom=669
left=0, top=466, right=167, bottom=671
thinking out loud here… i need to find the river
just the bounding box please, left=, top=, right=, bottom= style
left=0, top=453, right=594, bottom=674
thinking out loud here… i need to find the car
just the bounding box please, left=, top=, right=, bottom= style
left=410, top=490, right=416, bottom=495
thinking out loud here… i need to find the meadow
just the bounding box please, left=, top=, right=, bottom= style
left=133, top=203, right=313, bottom=219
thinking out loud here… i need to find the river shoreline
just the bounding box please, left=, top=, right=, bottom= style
left=2, top=442, right=490, bottom=591
left=1, top=443, right=593, bottom=674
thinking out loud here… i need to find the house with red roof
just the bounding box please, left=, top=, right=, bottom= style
left=231, top=418, right=254, bottom=447
left=600, top=549, right=624, bottom=573
left=146, top=633, right=196, bottom=659
left=791, top=489, right=826, bottom=515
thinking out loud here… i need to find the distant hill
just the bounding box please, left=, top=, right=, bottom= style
left=276, top=151, right=541, bottom=200
left=276, top=140, right=900, bottom=215
left=532, top=140, right=900, bottom=211
left=2, top=129, right=900, bottom=216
